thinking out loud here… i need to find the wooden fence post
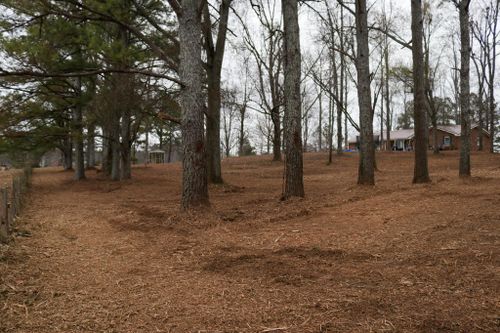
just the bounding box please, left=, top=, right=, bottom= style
left=0, top=188, right=9, bottom=243
left=9, top=179, right=17, bottom=226
left=16, top=176, right=23, bottom=210
left=1, top=169, right=32, bottom=242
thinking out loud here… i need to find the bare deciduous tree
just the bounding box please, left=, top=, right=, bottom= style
left=203, top=0, right=232, bottom=184
left=472, top=0, right=499, bottom=153
left=236, top=0, right=284, bottom=161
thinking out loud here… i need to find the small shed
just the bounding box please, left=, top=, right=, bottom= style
left=149, top=150, right=166, bottom=164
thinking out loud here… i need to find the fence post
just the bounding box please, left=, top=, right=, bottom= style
left=17, top=176, right=23, bottom=209
left=10, top=178, right=17, bottom=225
left=0, top=188, right=9, bottom=243
left=1, top=169, right=32, bottom=242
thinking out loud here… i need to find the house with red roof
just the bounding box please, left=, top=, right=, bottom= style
left=348, top=125, right=491, bottom=151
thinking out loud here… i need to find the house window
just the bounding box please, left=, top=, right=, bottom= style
left=443, top=136, right=451, bottom=146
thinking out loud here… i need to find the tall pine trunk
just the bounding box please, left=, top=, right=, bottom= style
left=282, top=0, right=304, bottom=198
left=458, top=0, right=471, bottom=177
left=355, top=0, right=375, bottom=185
left=86, top=123, right=96, bottom=168
left=101, top=129, right=111, bottom=175
left=110, top=120, right=121, bottom=181
left=411, top=0, right=431, bottom=183
left=73, top=76, right=85, bottom=180
left=62, top=136, right=73, bottom=171
left=179, top=1, right=209, bottom=209
left=121, top=108, right=132, bottom=180
left=118, top=25, right=133, bottom=180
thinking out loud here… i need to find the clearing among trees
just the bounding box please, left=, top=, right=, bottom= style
left=1, top=152, right=499, bottom=332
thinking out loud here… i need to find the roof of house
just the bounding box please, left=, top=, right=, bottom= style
left=435, top=124, right=490, bottom=137
left=348, top=124, right=489, bottom=144
left=348, top=129, right=414, bottom=144
left=380, top=129, right=415, bottom=141
left=435, top=125, right=461, bottom=136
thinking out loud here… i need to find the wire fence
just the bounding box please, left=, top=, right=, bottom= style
left=0, top=168, right=32, bottom=243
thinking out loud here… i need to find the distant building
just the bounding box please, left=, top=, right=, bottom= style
left=134, top=145, right=181, bottom=164
left=429, top=125, right=491, bottom=151
left=149, top=149, right=166, bottom=164
left=348, top=125, right=491, bottom=152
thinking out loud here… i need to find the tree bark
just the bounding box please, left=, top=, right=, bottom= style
left=110, top=118, right=121, bottom=181
left=62, top=136, right=73, bottom=171
left=282, top=0, right=304, bottom=199
left=458, top=0, right=471, bottom=177
left=432, top=113, right=439, bottom=154
left=73, top=76, right=85, bottom=180
left=338, top=5, right=345, bottom=155
left=144, top=125, right=149, bottom=165
left=86, top=122, right=96, bottom=168
left=327, top=75, right=334, bottom=165
left=178, top=1, right=209, bottom=209
left=101, top=128, right=111, bottom=175
left=380, top=61, right=385, bottom=151
left=411, top=0, right=431, bottom=184
left=423, top=17, right=438, bottom=155
left=384, top=33, right=391, bottom=151
left=336, top=64, right=343, bottom=155
left=331, top=45, right=340, bottom=156
left=206, top=75, right=223, bottom=182
left=318, top=87, right=323, bottom=151
left=238, top=105, right=246, bottom=156
left=344, top=63, right=349, bottom=150
left=120, top=107, right=132, bottom=180
left=271, top=107, right=281, bottom=161
left=355, top=0, right=375, bottom=185
left=167, top=134, right=173, bottom=163
left=204, top=0, right=230, bottom=184
left=487, top=1, right=499, bottom=153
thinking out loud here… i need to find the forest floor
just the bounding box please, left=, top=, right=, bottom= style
left=0, top=151, right=499, bottom=333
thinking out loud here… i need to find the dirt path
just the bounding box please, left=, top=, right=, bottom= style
left=1, top=152, right=499, bottom=332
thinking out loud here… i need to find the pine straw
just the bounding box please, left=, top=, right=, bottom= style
left=1, top=151, right=499, bottom=333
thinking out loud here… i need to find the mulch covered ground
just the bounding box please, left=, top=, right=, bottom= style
left=0, top=151, right=499, bottom=333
